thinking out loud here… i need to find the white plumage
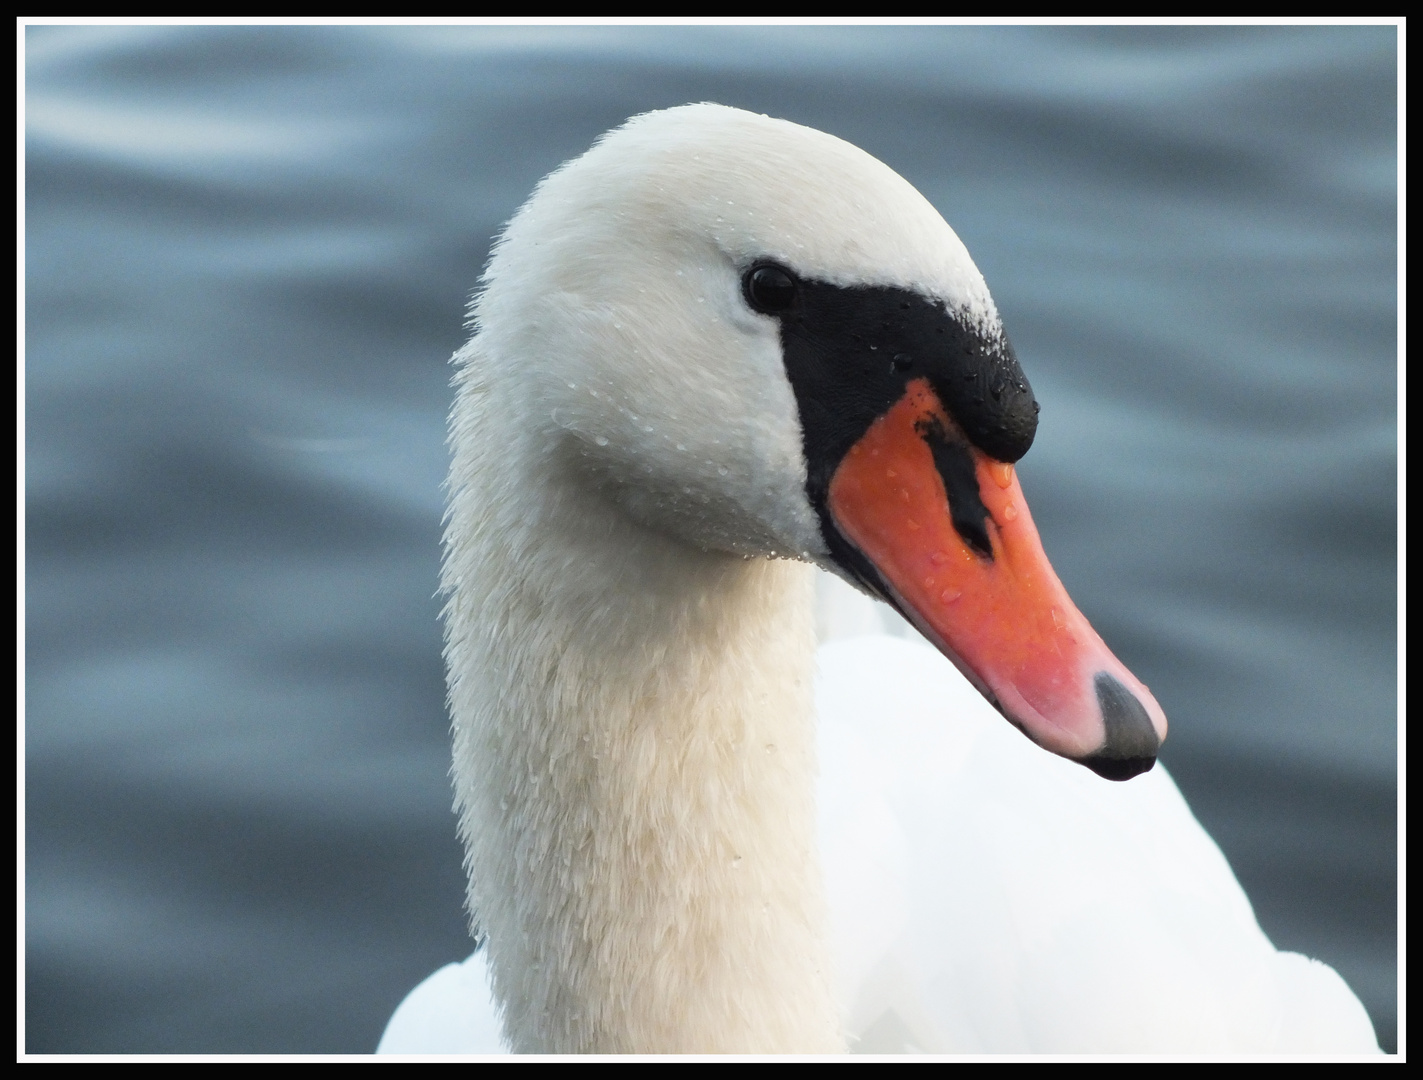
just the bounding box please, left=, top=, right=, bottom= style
left=381, top=588, right=1377, bottom=1054
left=379, top=105, right=1379, bottom=1055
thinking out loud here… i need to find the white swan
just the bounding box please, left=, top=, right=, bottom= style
left=378, top=104, right=1380, bottom=1055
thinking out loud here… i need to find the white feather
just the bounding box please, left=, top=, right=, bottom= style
left=382, top=104, right=1380, bottom=1055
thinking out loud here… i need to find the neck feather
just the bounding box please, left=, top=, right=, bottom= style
left=444, top=377, right=842, bottom=1053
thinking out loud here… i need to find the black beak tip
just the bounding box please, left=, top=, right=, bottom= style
left=1081, top=753, right=1158, bottom=781
left=1078, top=672, right=1162, bottom=782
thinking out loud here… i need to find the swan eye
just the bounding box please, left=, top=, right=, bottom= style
left=743, top=263, right=797, bottom=314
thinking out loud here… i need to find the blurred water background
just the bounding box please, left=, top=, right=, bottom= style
left=23, top=25, right=1398, bottom=1053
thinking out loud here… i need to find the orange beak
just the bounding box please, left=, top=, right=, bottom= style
left=827, top=378, right=1166, bottom=776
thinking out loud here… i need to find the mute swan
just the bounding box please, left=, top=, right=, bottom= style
left=378, top=104, right=1380, bottom=1055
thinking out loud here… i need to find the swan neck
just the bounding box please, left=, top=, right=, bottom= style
left=445, top=422, right=842, bottom=1052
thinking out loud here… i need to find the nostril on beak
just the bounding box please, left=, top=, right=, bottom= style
left=1082, top=672, right=1161, bottom=781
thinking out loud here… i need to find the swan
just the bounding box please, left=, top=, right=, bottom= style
left=377, top=104, right=1380, bottom=1055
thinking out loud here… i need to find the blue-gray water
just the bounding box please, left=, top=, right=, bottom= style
left=24, top=27, right=1397, bottom=1053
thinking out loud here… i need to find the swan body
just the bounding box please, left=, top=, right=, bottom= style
left=387, top=104, right=1380, bottom=1054
left=380, top=620, right=1378, bottom=1054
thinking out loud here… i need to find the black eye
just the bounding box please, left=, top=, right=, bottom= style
left=743, top=263, right=797, bottom=314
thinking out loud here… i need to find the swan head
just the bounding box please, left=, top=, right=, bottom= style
left=469, top=103, right=1166, bottom=779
